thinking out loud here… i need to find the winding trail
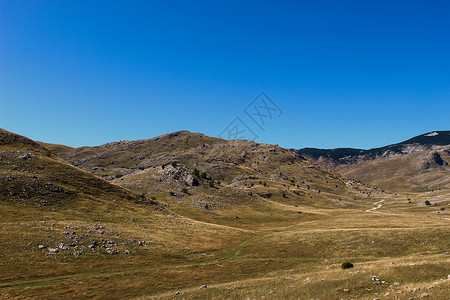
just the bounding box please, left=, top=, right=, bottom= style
left=365, top=200, right=384, bottom=212
left=364, top=198, right=450, bottom=221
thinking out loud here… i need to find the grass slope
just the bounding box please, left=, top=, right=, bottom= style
left=1, top=129, right=449, bottom=299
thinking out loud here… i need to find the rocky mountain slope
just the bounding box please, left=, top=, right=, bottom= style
left=44, top=130, right=387, bottom=216
left=295, top=131, right=450, bottom=192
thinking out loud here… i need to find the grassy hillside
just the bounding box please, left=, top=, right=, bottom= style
left=1, top=129, right=449, bottom=299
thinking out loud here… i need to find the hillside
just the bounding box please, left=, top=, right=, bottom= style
left=0, top=129, right=251, bottom=298
left=295, top=131, right=450, bottom=193
left=43, top=130, right=393, bottom=223
left=1, top=129, right=449, bottom=299
left=0, top=129, right=153, bottom=207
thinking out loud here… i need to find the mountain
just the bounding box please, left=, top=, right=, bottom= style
left=295, top=131, right=450, bottom=193
left=2, top=129, right=449, bottom=299
left=43, top=131, right=389, bottom=217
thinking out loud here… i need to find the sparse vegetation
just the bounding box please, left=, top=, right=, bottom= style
left=1, top=129, right=449, bottom=299
left=341, top=262, right=354, bottom=269
left=193, top=168, right=200, bottom=177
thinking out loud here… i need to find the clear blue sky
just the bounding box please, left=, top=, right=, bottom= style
left=1, top=0, right=449, bottom=149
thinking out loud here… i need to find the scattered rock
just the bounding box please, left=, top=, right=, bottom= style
left=199, top=284, right=207, bottom=289
left=47, top=248, right=58, bottom=254
left=106, top=248, right=119, bottom=255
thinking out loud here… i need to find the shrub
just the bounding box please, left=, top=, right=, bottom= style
left=192, top=178, right=199, bottom=186
left=341, top=262, right=354, bottom=269
left=424, top=200, right=431, bottom=206
left=169, top=191, right=175, bottom=196
left=181, top=188, right=188, bottom=194
left=208, top=180, right=215, bottom=188
left=115, top=174, right=123, bottom=179
left=205, top=204, right=209, bottom=209
left=193, top=168, right=200, bottom=177
left=201, top=172, right=207, bottom=179
left=150, top=196, right=156, bottom=200
left=171, top=162, right=177, bottom=168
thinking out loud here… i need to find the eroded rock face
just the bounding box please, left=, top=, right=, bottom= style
left=158, top=165, right=197, bottom=186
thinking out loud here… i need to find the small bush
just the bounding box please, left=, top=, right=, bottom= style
left=424, top=200, right=431, bottom=206
left=171, top=162, right=177, bottom=168
left=181, top=188, right=188, bottom=194
left=193, top=168, right=200, bottom=177
left=150, top=196, right=156, bottom=200
left=115, top=174, right=123, bottom=179
left=341, top=262, right=354, bottom=269
left=169, top=191, right=175, bottom=196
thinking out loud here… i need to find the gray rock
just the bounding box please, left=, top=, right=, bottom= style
left=106, top=248, right=119, bottom=255
left=48, top=248, right=59, bottom=254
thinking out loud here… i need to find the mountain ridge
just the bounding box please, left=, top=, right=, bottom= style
left=295, top=130, right=450, bottom=193
left=295, top=130, right=450, bottom=162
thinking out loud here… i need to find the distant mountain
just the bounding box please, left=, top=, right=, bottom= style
left=296, top=131, right=450, bottom=162
left=295, top=131, right=450, bottom=193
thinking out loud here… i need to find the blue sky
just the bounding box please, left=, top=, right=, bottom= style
left=1, top=0, right=449, bottom=149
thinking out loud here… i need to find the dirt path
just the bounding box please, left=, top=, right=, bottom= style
left=364, top=199, right=450, bottom=220
left=365, top=200, right=384, bottom=212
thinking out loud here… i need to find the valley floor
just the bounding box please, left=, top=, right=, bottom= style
left=1, top=193, right=449, bottom=299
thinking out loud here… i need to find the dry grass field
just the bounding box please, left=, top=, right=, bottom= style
left=1, top=129, right=449, bottom=299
